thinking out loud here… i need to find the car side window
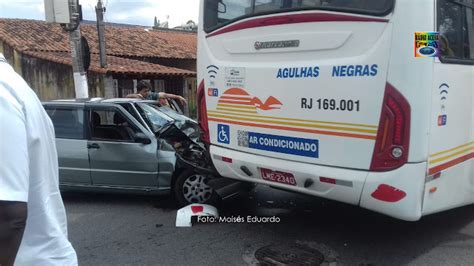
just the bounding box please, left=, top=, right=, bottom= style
left=90, top=108, right=140, bottom=142
left=117, top=103, right=149, bottom=129
left=438, top=0, right=474, bottom=62
left=45, top=107, right=85, bottom=139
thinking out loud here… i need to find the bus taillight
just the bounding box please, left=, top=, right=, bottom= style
left=370, top=83, right=411, bottom=171
left=197, top=80, right=210, bottom=143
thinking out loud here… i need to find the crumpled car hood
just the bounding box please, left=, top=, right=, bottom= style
left=159, top=119, right=205, bottom=148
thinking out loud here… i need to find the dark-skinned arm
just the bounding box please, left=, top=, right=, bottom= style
left=0, top=202, right=27, bottom=266
left=0, top=82, right=30, bottom=265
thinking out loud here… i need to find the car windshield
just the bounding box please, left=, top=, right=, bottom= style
left=142, top=103, right=201, bottom=140
left=136, top=103, right=174, bottom=133
left=158, top=106, right=191, bottom=122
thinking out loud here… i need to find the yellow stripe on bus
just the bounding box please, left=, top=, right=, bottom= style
left=208, top=110, right=378, bottom=130
left=217, top=104, right=258, bottom=110
left=208, top=113, right=377, bottom=135
left=216, top=107, right=258, bottom=114
left=429, top=146, right=474, bottom=165
left=429, top=141, right=474, bottom=158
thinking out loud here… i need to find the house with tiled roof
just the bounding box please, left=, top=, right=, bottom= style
left=0, top=18, right=198, bottom=114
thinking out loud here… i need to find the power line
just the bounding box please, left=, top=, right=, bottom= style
left=103, top=0, right=110, bottom=22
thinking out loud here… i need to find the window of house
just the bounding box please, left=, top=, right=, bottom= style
left=438, top=0, right=474, bottom=63
left=45, top=107, right=85, bottom=139
left=154, top=80, right=166, bottom=92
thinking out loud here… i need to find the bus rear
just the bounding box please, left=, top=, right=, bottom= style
left=198, top=0, right=429, bottom=221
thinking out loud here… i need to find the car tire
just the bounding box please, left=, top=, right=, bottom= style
left=173, top=169, right=221, bottom=207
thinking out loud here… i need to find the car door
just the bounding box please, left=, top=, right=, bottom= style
left=44, top=105, right=91, bottom=185
left=87, top=104, right=159, bottom=188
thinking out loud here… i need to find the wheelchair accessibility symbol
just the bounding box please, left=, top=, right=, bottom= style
left=217, top=124, right=230, bottom=144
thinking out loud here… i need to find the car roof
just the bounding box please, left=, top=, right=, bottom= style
left=101, top=98, right=143, bottom=103
left=42, top=98, right=102, bottom=105
left=42, top=98, right=156, bottom=105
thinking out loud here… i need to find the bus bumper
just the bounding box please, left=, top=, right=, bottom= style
left=360, top=162, right=426, bottom=221
left=210, top=145, right=426, bottom=221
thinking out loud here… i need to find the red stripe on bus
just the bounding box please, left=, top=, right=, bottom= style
left=208, top=117, right=376, bottom=140
left=207, top=12, right=389, bottom=38
left=428, top=152, right=474, bottom=175
left=320, top=177, right=336, bottom=184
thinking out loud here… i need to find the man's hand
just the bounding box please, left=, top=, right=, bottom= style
left=161, top=93, right=187, bottom=105
left=0, top=201, right=27, bottom=266
left=176, top=96, right=187, bottom=106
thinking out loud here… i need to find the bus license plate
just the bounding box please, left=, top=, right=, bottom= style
left=260, top=168, right=297, bottom=186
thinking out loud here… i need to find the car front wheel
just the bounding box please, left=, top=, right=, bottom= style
left=173, top=169, right=220, bottom=207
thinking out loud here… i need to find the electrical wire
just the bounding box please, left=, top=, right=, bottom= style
left=104, top=0, right=110, bottom=22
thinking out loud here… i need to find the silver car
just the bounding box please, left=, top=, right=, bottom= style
left=42, top=98, right=237, bottom=206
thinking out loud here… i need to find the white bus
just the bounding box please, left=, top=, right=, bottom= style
left=197, top=0, right=474, bottom=221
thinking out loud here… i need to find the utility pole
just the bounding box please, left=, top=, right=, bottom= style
left=66, top=0, right=89, bottom=98
left=44, top=0, right=88, bottom=98
left=96, top=0, right=107, bottom=68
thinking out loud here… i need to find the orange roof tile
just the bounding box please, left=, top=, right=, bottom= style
left=22, top=51, right=195, bottom=76
left=0, top=18, right=196, bottom=59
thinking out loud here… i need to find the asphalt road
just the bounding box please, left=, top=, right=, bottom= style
left=64, top=185, right=474, bottom=265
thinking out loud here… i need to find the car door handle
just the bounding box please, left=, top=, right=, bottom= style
left=87, top=143, right=101, bottom=149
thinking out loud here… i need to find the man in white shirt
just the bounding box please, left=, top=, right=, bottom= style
left=0, top=54, right=77, bottom=265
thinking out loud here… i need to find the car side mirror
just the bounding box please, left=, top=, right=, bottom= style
left=134, top=132, right=152, bottom=144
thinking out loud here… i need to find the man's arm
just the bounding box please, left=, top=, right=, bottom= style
left=0, top=202, right=27, bottom=266
left=125, top=93, right=144, bottom=99
left=0, top=84, right=29, bottom=265
left=160, top=92, right=187, bottom=105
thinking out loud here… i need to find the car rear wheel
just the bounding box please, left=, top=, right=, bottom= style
left=173, top=169, right=220, bottom=207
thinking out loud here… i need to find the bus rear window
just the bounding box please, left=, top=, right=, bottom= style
left=204, top=0, right=395, bottom=32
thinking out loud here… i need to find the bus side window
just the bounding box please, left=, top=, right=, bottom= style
left=466, top=6, right=474, bottom=59
left=437, top=0, right=474, bottom=61
left=204, top=0, right=219, bottom=27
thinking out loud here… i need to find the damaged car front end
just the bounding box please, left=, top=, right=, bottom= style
left=43, top=98, right=244, bottom=206
left=119, top=100, right=244, bottom=206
